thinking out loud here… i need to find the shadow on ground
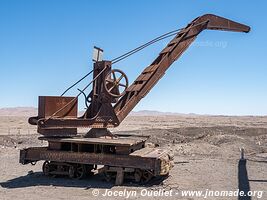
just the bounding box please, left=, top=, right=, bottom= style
left=0, top=172, right=113, bottom=189
left=238, top=159, right=251, bottom=200
left=0, top=171, right=166, bottom=189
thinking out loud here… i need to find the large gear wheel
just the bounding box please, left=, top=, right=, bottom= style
left=104, top=69, right=128, bottom=98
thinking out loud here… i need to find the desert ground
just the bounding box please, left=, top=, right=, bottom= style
left=0, top=110, right=266, bottom=200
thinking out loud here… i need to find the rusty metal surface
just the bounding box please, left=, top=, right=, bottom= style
left=36, top=61, right=120, bottom=132
left=20, top=147, right=162, bottom=173
left=38, top=96, right=77, bottom=118
left=29, top=96, right=78, bottom=136
left=41, top=136, right=147, bottom=147
left=131, top=147, right=171, bottom=158
left=37, top=127, right=77, bottom=136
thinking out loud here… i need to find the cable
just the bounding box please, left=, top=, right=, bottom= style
left=60, top=29, right=178, bottom=96
left=61, top=69, right=94, bottom=96
left=59, top=30, right=174, bottom=96
left=111, top=20, right=209, bottom=64
left=77, top=88, right=90, bottom=109
left=111, top=32, right=181, bottom=64
left=45, top=66, right=107, bottom=121
left=60, top=20, right=209, bottom=96
left=49, top=20, right=210, bottom=121
left=111, top=28, right=183, bottom=64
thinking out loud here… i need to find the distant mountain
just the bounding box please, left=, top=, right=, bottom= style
left=130, top=110, right=196, bottom=116
left=0, top=107, right=195, bottom=117
left=0, top=107, right=37, bottom=116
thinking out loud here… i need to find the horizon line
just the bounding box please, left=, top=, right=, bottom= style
left=0, top=106, right=266, bottom=117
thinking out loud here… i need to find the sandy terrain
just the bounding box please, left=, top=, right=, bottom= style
left=0, top=114, right=266, bottom=200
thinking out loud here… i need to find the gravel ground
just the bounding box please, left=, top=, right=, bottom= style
left=0, top=115, right=266, bottom=200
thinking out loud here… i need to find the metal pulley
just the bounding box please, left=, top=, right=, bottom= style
left=104, top=69, right=129, bottom=98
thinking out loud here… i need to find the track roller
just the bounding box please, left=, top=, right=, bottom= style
left=42, top=161, right=51, bottom=176
left=42, top=161, right=94, bottom=179
left=100, top=166, right=155, bottom=185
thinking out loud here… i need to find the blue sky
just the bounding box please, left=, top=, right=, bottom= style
left=0, top=0, right=266, bottom=115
